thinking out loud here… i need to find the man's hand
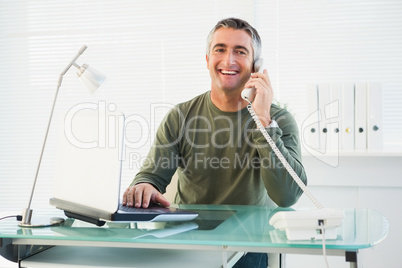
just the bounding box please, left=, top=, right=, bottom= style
left=122, top=183, right=170, bottom=208
left=244, top=69, right=274, bottom=127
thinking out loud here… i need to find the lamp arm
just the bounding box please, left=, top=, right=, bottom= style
left=21, top=45, right=88, bottom=225
left=21, top=83, right=62, bottom=225
left=60, top=45, right=87, bottom=76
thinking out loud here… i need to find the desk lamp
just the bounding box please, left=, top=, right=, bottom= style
left=19, top=45, right=106, bottom=227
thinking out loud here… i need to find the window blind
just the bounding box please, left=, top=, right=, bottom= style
left=0, top=0, right=255, bottom=210
left=255, top=0, right=402, bottom=148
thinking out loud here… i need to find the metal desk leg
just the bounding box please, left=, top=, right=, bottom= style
left=346, top=251, right=359, bottom=268
left=221, top=251, right=244, bottom=268
left=222, top=251, right=228, bottom=268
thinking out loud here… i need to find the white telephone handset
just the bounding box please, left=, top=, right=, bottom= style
left=240, top=87, right=256, bottom=102
left=241, top=58, right=344, bottom=242
left=240, top=58, right=263, bottom=102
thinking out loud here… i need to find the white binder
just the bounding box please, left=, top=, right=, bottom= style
left=367, top=83, right=382, bottom=151
left=354, top=83, right=368, bottom=150
left=318, top=84, right=330, bottom=153
left=302, top=84, right=320, bottom=152
left=341, top=83, right=355, bottom=151
left=327, top=83, right=341, bottom=152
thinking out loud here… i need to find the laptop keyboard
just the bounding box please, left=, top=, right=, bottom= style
left=118, top=204, right=171, bottom=213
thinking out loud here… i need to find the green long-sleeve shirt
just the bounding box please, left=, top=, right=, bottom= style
left=132, top=91, right=307, bottom=207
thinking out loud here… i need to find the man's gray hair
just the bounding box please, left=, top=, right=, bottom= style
left=206, top=18, right=262, bottom=63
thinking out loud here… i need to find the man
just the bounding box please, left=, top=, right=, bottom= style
left=123, top=18, right=307, bottom=267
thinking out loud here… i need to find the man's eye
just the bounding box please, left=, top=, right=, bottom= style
left=236, top=50, right=247, bottom=55
left=215, top=49, right=225, bottom=53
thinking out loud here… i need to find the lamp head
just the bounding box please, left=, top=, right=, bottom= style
left=76, top=64, right=106, bottom=94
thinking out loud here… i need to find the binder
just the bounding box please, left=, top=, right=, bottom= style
left=367, top=83, right=382, bottom=151
left=302, top=84, right=320, bottom=152
left=304, top=82, right=382, bottom=153
left=341, top=83, right=355, bottom=151
left=354, top=83, right=368, bottom=150
left=318, top=84, right=330, bottom=153
left=327, top=83, right=341, bottom=152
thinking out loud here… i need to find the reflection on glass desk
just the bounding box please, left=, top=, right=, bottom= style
left=0, top=205, right=389, bottom=267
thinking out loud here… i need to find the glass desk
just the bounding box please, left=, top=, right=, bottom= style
left=0, top=205, right=389, bottom=268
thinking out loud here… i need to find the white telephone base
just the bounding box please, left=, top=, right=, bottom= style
left=269, top=209, right=344, bottom=241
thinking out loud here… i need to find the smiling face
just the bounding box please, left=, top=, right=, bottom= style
left=206, top=28, right=254, bottom=95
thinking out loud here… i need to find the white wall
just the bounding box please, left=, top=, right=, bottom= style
left=285, top=154, right=402, bottom=268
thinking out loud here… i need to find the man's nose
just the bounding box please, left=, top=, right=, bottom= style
left=222, top=51, right=235, bottom=65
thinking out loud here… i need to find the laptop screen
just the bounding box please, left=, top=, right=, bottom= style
left=53, top=108, right=125, bottom=214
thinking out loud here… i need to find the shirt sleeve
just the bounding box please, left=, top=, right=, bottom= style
left=131, top=107, right=181, bottom=194
left=251, top=108, right=307, bottom=207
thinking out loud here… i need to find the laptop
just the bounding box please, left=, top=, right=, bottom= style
left=50, top=108, right=198, bottom=226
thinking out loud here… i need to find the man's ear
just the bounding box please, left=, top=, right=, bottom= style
left=206, top=54, right=210, bottom=70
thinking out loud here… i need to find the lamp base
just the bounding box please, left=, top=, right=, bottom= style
left=18, top=217, right=65, bottom=228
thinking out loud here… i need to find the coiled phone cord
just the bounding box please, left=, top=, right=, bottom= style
left=246, top=104, right=324, bottom=209
left=247, top=102, right=330, bottom=268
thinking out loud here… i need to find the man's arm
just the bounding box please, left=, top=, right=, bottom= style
left=122, top=108, right=182, bottom=208
left=253, top=109, right=307, bottom=207
left=245, top=69, right=306, bottom=207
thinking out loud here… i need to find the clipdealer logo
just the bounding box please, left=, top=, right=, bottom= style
left=64, top=101, right=177, bottom=160
left=63, top=100, right=272, bottom=153
left=63, top=100, right=294, bottom=170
